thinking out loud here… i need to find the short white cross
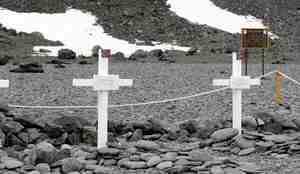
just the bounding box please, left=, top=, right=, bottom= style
left=73, top=50, right=133, bottom=148
left=213, top=52, right=260, bottom=134
left=0, top=80, right=9, bottom=88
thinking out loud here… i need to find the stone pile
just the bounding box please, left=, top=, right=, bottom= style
left=0, top=104, right=300, bottom=173
left=209, top=128, right=300, bottom=157
left=0, top=139, right=264, bottom=174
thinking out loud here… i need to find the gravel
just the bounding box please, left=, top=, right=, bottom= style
left=0, top=62, right=299, bottom=125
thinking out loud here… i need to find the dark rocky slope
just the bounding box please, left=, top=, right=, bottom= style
left=0, top=0, right=239, bottom=59
left=211, top=0, right=300, bottom=55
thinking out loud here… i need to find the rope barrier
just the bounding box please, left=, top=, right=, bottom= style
left=277, top=71, right=300, bottom=86
left=6, top=70, right=296, bottom=110
left=8, top=87, right=229, bottom=109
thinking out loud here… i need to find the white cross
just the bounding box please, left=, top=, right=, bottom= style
left=73, top=51, right=133, bottom=148
left=0, top=80, right=9, bottom=88
left=213, top=52, right=260, bottom=134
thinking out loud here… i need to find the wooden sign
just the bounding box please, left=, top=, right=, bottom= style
left=101, top=49, right=111, bottom=58
left=241, top=28, right=270, bottom=48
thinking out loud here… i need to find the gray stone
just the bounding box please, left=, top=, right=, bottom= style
left=61, top=158, right=83, bottom=173
left=238, top=148, right=256, bottom=156
left=156, top=161, right=173, bottom=170
left=0, top=128, right=5, bottom=147
left=140, top=153, right=155, bottom=161
left=290, top=144, right=300, bottom=151
left=234, top=136, right=255, bottom=149
left=135, top=140, right=160, bottom=151
left=166, top=165, right=190, bottom=173
left=2, top=157, right=24, bottom=169
left=3, top=171, right=19, bottom=174
left=1, top=121, right=24, bottom=133
left=147, top=156, right=162, bottom=167
left=189, top=150, right=214, bottom=162
left=210, top=128, right=239, bottom=142
left=103, top=159, right=116, bottom=166
left=211, top=166, right=225, bottom=174
left=238, top=162, right=262, bottom=173
left=129, top=129, right=143, bottom=141
left=174, top=159, right=190, bottom=166
left=263, top=135, right=295, bottom=143
left=224, top=167, right=246, bottom=174
left=242, top=116, right=258, bottom=130
left=94, top=166, right=112, bottom=174
left=98, top=147, right=120, bottom=156
left=120, top=161, right=147, bottom=169
left=27, top=171, right=41, bottom=174
left=58, top=49, right=76, bottom=59
left=161, top=152, right=177, bottom=161
left=129, top=155, right=141, bottom=161
left=35, top=163, right=50, bottom=174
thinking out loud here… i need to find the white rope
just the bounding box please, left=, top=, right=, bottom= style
left=6, top=70, right=279, bottom=109
left=277, top=71, right=300, bottom=86
left=8, top=87, right=229, bottom=109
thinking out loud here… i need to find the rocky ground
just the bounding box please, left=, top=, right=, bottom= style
left=0, top=62, right=300, bottom=173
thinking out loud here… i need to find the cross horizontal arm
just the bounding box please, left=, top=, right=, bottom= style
left=119, top=79, right=133, bottom=86
left=73, top=79, right=94, bottom=87
left=213, top=79, right=230, bottom=86
left=0, top=80, right=9, bottom=88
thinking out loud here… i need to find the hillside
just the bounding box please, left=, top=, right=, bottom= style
left=211, top=0, right=300, bottom=56
left=0, top=23, right=62, bottom=60
left=0, top=0, right=239, bottom=61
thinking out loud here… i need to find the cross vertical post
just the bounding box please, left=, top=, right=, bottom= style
left=213, top=52, right=260, bottom=134
left=73, top=49, right=133, bottom=148
left=231, top=52, right=242, bottom=133
left=97, top=55, right=109, bottom=148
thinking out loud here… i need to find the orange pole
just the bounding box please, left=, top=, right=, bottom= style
left=273, top=65, right=283, bottom=105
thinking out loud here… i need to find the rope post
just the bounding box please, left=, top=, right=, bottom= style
left=73, top=49, right=133, bottom=148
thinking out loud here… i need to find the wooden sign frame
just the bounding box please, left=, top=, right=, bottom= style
left=241, top=28, right=270, bottom=48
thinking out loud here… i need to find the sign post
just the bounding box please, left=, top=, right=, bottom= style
left=73, top=49, right=133, bottom=148
left=213, top=52, right=261, bottom=134
left=241, top=22, right=270, bottom=76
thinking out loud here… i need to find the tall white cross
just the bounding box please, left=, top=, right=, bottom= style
left=0, top=80, right=9, bottom=88
left=213, top=52, right=260, bottom=134
left=73, top=50, right=133, bottom=148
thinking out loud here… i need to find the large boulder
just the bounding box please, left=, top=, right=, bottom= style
left=111, top=52, right=126, bottom=61
left=149, top=49, right=164, bottom=59
left=10, top=62, right=44, bottom=73
left=58, top=49, right=76, bottom=59
left=0, top=55, right=12, bottom=65
left=129, top=49, right=148, bottom=60
left=210, top=128, right=239, bottom=142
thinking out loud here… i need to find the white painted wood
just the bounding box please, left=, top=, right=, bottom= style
left=213, top=79, right=230, bottom=86
left=213, top=52, right=261, bottom=134
left=73, top=51, right=133, bottom=148
left=119, top=79, right=133, bottom=86
left=0, top=80, right=9, bottom=88
left=232, top=89, right=242, bottom=134
left=73, top=79, right=94, bottom=87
